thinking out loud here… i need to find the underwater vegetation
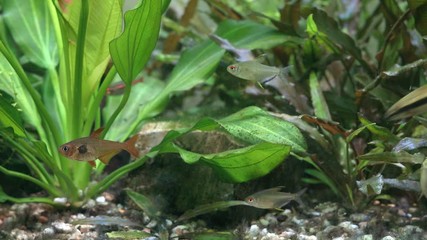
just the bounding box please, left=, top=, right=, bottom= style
left=0, top=1, right=427, bottom=238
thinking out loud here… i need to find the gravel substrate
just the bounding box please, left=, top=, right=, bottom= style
left=0, top=193, right=426, bottom=240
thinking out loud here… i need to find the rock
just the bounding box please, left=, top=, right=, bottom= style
left=297, top=234, right=317, bottom=240
left=10, top=229, right=34, bottom=240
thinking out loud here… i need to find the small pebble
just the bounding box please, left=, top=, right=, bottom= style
left=248, top=224, right=260, bottom=237
left=381, top=236, right=395, bottom=240
left=95, top=196, right=107, bottom=206
left=42, top=227, right=55, bottom=236
left=360, top=234, right=373, bottom=240
left=52, top=221, right=74, bottom=233
left=260, top=228, right=268, bottom=236
left=82, top=199, right=96, bottom=209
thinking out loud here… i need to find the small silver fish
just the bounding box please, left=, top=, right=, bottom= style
left=244, top=187, right=306, bottom=209
left=227, top=56, right=292, bottom=84
left=420, top=159, right=427, bottom=199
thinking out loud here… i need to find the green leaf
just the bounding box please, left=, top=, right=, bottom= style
left=110, top=0, right=161, bottom=82
left=0, top=92, right=25, bottom=137
left=203, top=143, right=291, bottom=182
left=126, top=189, right=160, bottom=219
left=218, top=106, right=307, bottom=153
left=311, top=9, right=362, bottom=61
left=3, top=0, right=57, bottom=68
left=309, top=72, right=331, bottom=120
left=171, top=142, right=291, bottom=183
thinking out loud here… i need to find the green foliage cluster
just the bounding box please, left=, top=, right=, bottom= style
left=0, top=0, right=427, bottom=211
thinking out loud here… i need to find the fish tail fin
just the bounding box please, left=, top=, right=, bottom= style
left=124, top=134, right=139, bottom=158
left=278, top=65, right=293, bottom=80
left=295, top=188, right=307, bottom=206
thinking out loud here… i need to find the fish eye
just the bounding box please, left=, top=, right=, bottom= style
left=62, top=146, right=69, bottom=152
left=228, top=65, right=237, bottom=71
left=247, top=197, right=254, bottom=202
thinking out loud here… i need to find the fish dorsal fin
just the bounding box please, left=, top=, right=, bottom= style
left=253, top=186, right=284, bottom=195
left=254, top=54, right=267, bottom=63
left=90, top=128, right=104, bottom=138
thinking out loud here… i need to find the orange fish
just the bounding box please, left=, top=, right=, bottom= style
left=58, top=128, right=139, bottom=167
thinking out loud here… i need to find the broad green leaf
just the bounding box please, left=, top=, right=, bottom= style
left=218, top=106, right=307, bottom=153
left=110, top=0, right=161, bottom=82
left=61, top=0, right=124, bottom=109
left=3, top=0, right=57, bottom=68
left=309, top=72, right=331, bottom=120
left=0, top=92, right=25, bottom=137
left=121, top=20, right=292, bottom=139
left=178, top=200, right=248, bottom=221
left=174, top=142, right=292, bottom=183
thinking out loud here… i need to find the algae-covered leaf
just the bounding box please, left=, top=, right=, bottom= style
left=178, top=200, right=248, bottom=221
left=110, top=0, right=161, bottom=82
left=218, top=106, right=307, bottom=153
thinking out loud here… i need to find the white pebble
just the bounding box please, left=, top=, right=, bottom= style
left=53, top=197, right=68, bottom=205
left=381, top=236, right=395, bottom=240
left=52, top=221, right=74, bottom=233
left=95, top=196, right=107, bottom=205
left=248, top=224, right=260, bottom=237
left=260, top=228, right=269, bottom=236
left=42, top=227, right=54, bottom=236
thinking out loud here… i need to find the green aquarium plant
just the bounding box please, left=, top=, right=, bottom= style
left=0, top=0, right=165, bottom=206
left=0, top=0, right=307, bottom=207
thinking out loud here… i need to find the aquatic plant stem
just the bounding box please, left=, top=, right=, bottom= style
left=83, top=66, right=117, bottom=135
left=86, top=156, right=148, bottom=199
left=72, top=0, right=89, bottom=139
left=100, top=79, right=132, bottom=139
